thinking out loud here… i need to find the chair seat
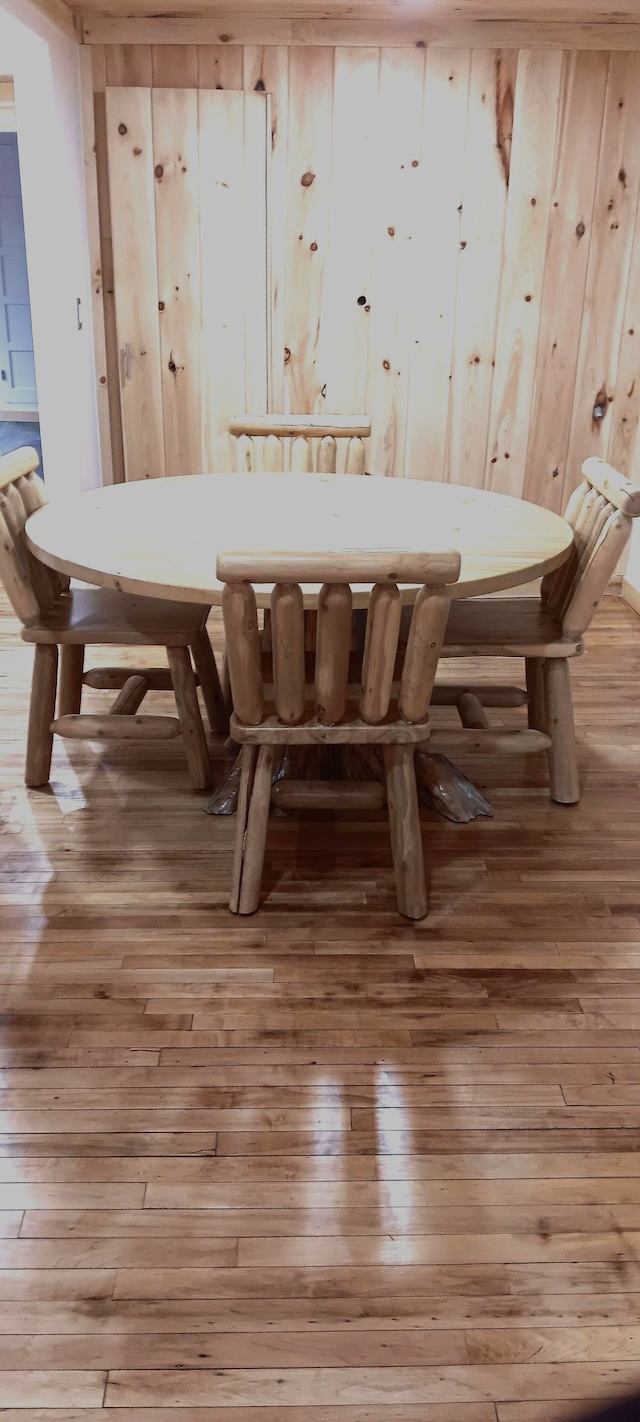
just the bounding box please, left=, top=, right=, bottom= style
left=21, top=588, right=210, bottom=646
left=441, top=598, right=580, bottom=657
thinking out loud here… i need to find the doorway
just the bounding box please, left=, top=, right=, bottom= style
left=0, top=78, right=41, bottom=472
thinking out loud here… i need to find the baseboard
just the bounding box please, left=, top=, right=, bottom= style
left=621, top=578, right=640, bottom=619
left=0, top=408, right=38, bottom=423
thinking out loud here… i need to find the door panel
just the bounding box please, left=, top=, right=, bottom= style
left=0, top=134, right=37, bottom=410
left=153, top=87, right=201, bottom=480
left=106, top=87, right=269, bottom=481
left=105, top=88, right=165, bottom=481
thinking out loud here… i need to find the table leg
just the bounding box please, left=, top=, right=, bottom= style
left=204, top=741, right=493, bottom=822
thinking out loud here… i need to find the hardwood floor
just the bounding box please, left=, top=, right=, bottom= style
left=1, top=585, right=640, bottom=1419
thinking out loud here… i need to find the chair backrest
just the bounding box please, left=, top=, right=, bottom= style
left=0, top=447, right=67, bottom=627
left=541, top=457, right=640, bottom=640
left=218, top=549, right=461, bottom=731
left=228, top=415, right=371, bottom=476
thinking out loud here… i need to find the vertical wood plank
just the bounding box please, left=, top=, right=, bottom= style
left=366, top=47, right=425, bottom=480
left=404, top=49, right=471, bottom=483
left=525, top=51, right=608, bottom=511
left=198, top=45, right=244, bottom=90
left=80, top=47, right=114, bottom=486
left=152, top=87, right=202, bottom=478
left=318, top=47, right=380, bottom=420
left=565, top=52, right=640, bottom=502
left=244, top=47, right=290, bottom=413
left=152, top=46, right=198, bottom=88
left=447, top=50, right=515, bottom=488
left=608, top=181, right=640, bottom=478
left=283, top=47, right=334, bottom=415
left=243, top=93, right=270, bottom=416
left=105, top=46, right=152, bottom=87
left=106, top=87, right=165, bottom=480
left=92, top=48, right=125, bottom=485
left=199, top=90, right=245, bottom=471
left=199, top=92, right=268, bottom=470
left=485, top=48, right=564, bottom=497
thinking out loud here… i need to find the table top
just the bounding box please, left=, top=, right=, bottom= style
left=26, top=472, right=574, bottom=607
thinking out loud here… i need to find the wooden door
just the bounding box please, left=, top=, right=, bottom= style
left=0, top=133, right=37, bottom=411
left=105, top=87, right=269, bottom=480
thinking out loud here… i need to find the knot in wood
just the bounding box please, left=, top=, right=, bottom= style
left=118, top=123, right=127, bottom=135
left=155, top=164, right=164, bottom=180
left=301, top=171, right=315, bottom=187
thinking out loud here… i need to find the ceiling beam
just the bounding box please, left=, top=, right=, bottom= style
left=26, top=0, right=80, bottom=41
left=80, top=13, right=640, bottom=46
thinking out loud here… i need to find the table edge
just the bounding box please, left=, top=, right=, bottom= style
left=26, top=525, right=573, bottom=607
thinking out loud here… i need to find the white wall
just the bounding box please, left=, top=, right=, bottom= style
left=623, top=517, right=640, bottom=599
left=0, top=0, right=100, bottom=493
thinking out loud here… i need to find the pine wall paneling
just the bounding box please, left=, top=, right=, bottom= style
left=92, top=42, right=640, bottom=502
left=103, top=81, right=269, bottom=479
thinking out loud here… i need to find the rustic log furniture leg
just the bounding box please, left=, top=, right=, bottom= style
left=58, top=646, right=84, bottom=717
left=26, top=643, right=58, bottom=788
left=236, top=745, right=275, bottom=915
left=230, top=745, right=257, bottom=912
left=526, top=657, right=547, bottom=732
left=543, top=657, right=580, bottom=804
left=415, top=750, right=494, bottom=823
left=190, top=630, right=229, bottom=736
left=384, top=745, right=428, bottom=920
left=167, top=647, right=212, bottom=791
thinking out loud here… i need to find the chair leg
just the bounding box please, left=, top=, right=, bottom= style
left=167, top=646, right=212, bottom=791
left=221, top=653, right=233, bottom=717
left=235, top=745, right=274, bottom=916
left=230, top=745, right=256, bottom=912
left=383, top=745, right=428, bottom=920
left=543, top=657, right=580, bottom=804
left=190, top=630, right=229, bottom=736
left=26, top=644, right=58, bottom=788
left=58, top=646, right=85, bottom=717
left=525, top=656, right=546, bottom=732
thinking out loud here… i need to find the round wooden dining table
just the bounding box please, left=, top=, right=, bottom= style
left=26, top=472, right=573, bottom=823
left=25, top=472, right=573, bottom=607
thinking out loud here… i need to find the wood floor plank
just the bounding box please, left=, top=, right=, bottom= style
left=111, top=1261, right=640, bottom=1300
left=0, top=1372, right=106, bottom=1406
left=0, top=1328, right=469, bottom=1369
left=20, top=1203, right=640, bottom=1239
left=0, top=1408, right=497, bottom=1421
left=4, top=1292, right=640, bottom=1334
left=102, top=1362, right=640, bottom=1406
